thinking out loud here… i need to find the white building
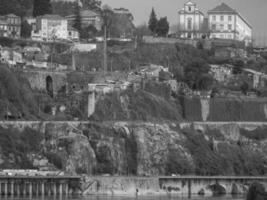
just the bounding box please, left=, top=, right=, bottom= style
left=32, top=15, right=68, bottom=41
left=208, top=3, right=252, bottom=45
left=178, top=1, right=205, bottom=39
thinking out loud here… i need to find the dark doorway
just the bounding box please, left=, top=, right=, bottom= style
left=46, top=76, right=53, bottom=98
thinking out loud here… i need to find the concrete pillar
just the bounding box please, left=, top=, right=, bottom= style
left=88, top=84, right=96, bottom=118
left=29, top=182, right=32, bottom=196
left=65, top=183, right=69, bottom=196
left=4, top=181, right=8, bottom=196
left=59, top=183, right=63, bottom=196
left=53, top=183, right=57, bottom=195
left=36, top=182, right=39, bottom=196
left=17, top=183, right=20, bottom=197
left=10, top=181, right=14, bottom=196
left=23, top=183, right=26, bottom=196
left=48, top=183, right=51, bottom=196
left=41, top=182, right=45, bottom=196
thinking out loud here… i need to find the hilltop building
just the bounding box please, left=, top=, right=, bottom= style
left=66, top=9, right=102, bottom=31
left=178, top=1, right=205, bottom=39
left=208, top=3, right=252, bottom=45
left=32, top=15, right=68, bottom=41
left=0, top=14, right=21, bottom=38
left=31, top=14, right=79, bottom=41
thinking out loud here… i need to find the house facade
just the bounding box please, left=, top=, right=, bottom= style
left=32, top=15, right=68, bottom=41
left=66, top=9, right=102, bottom=31
left=178, top=1, right=205, bottom=39
left=0, top=14, right=21, bottom=38
left=208, top=3, right=252, bottom=44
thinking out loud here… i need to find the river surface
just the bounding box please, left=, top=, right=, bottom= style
left=0, top=195, right=245, bottom=200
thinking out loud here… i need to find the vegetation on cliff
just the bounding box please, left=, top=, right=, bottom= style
left=0, top=65, right=40, bottom=119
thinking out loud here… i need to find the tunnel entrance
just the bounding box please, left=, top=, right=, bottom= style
left=46, top=76, right=53, bottom=98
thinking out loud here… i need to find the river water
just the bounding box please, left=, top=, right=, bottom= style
left=0, top=195, right=244, bottom=200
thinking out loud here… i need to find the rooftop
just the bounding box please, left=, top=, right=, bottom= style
left=208, top=3, right=236, bottom=14
left=39, top=14, right=65, bottom=20
left=208, top=3, right=252, bottom=29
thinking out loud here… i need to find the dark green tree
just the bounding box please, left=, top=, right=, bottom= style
left=33, top=0, right=52, bottom=17
left=232, top=59, right=244, bottom=74
left=81, top=0, right=101, bottom=11
left=148, top=8, right=158, bottom=35
left=80, top=25, right=97, bottom=39
left=184, top=58, right=211, bottom=90
left=21, top=20, right=32, bottom=38
left=73, top=3, right=82, bottom=34
left=0, top=0, right=32, bottom=17
left=156, top=17, right=169, bottom=37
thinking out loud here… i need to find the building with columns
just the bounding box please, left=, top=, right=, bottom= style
left=208, top=3, right=252, bottom=45
left=178, top=1, right=205, bottom=39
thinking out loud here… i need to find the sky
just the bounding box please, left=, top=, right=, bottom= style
left=101, top=0, right=267, bottom=45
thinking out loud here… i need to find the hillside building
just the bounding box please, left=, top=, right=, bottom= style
left=32, top=15, right=69, bottom=41
left=66, top=9, right=102, bottom=31
left=208, top=3, right=252, bottom=45
left=178, top=1, right=205, bottom=39
left=0, top=14, right=21, bottom=38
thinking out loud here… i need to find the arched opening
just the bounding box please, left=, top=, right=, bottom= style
left=46, top=76, right=53, bottom=98
left=209, top=183, right=226, bottom=196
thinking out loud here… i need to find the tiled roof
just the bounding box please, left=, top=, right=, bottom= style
left=5, top=14, right=19, bottom=18
left=208, top=3, right=236, bottom=14
left=40, top=14, right=65, bottom=20
left=208, top=3, right=252, bottom=29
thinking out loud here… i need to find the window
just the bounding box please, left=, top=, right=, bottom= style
left=220, top=24, right=224, bottom=30
left=228, top=24, right=232, bottom=31
left=187, top=18, right=192, bottom=30
left=211, top=24, right=216, bottom=30
left=220, top=34, right=224, bottom=38
left=228, top=34, right=232, bottom=39
left=212, top=15, right=216, bottom=21
left=220, top=15, right=224, bottom=21
left=228, top=15, right=232, bottom=21
left=188, top=6, right=191, bottom=11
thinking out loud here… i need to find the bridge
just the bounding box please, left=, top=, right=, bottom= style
left=0, top=175, right=80, bottom=196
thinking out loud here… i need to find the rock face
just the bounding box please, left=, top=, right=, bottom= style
left=1, top=121, right=267, bottom=177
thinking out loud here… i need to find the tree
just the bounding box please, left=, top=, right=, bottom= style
left=184, top=58, right=211, bottom=90
left=80, top=0, right=101, bottom=11
left=240, top=81, right=249, bottom=95
left=135, top=23, right=151, bottom=37
left=0, top=0, right=32, bottom=17
left=80, top=25, right=97, bottom=39
left=148, top=8, right=158, bottom=35
left=33, top=0, right=52, bottom=17
left=73, top=3, right=82, bottom=34
left=232, top=59, right=244, bottom=74
left=21, top=20, right=32, bottom=38
left=156, top=17, right=169, bottom=37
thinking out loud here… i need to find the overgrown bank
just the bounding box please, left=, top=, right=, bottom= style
left=0, top=121, right=267, bottom=176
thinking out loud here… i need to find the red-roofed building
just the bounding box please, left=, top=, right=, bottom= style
left=208, top=3, right=252, bottom=45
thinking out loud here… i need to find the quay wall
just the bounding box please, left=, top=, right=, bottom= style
left=82, top=176, right=265, bottom=196
left=182, top=97, right=267, bottom=122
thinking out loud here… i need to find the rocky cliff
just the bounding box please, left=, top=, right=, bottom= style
left=0, top=121, right=267, bottom=177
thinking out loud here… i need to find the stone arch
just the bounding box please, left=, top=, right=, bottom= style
left=46, top=75, right=53, bottom=98
left=208, top=183, right=227, bottom=195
